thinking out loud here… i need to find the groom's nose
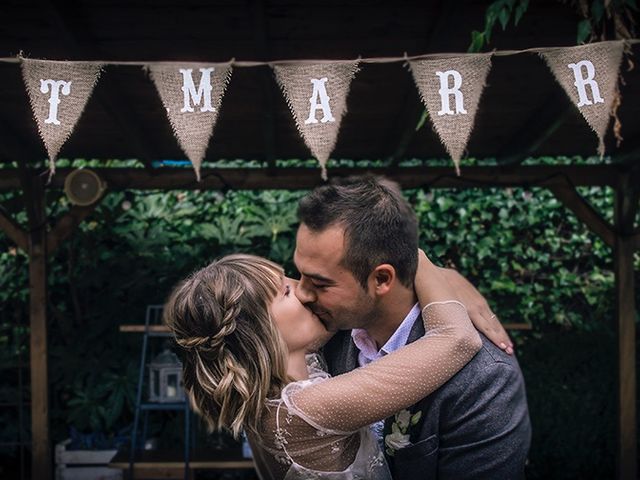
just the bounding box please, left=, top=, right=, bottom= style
left=295, top=277, right=316, bottom=305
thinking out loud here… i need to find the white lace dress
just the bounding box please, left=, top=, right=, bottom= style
left=247, top=301, right=481, bottom=480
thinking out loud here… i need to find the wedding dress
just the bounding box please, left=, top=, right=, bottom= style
left=248, top=301, right=481, bottom=480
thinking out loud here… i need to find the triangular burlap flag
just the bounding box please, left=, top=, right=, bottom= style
left=21, top=58, right=102, bottom=174
left=149, top=62, right=232, bottom=180
left=273, top=62, right=359, bottom=179
left=410, top=54, right=492, bottom=174
left=541, top=41, right=624, bottom=157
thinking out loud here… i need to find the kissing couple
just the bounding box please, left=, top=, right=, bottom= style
left=165, top=174, right=531, bottom=479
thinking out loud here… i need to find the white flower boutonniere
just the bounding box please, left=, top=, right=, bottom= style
left=384, top=409, right=422, bottom=457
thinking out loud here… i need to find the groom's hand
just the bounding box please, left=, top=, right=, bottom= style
left=438, top=267, right=514, bottom=355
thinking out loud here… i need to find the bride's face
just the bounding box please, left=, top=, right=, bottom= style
left=269, top=276, right=331, bottom=354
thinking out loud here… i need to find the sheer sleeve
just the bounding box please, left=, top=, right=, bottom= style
left=286, top=300, right=481, bottom=433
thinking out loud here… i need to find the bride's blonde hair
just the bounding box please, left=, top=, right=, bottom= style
left=163, top=254, right=290, bottom=438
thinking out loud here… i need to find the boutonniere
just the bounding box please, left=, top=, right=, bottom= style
left=384, top=409, right=422, bottom=456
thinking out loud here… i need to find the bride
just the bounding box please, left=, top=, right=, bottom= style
left=164, top=250, right=497, bottom=479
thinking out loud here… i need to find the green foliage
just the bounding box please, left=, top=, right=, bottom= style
left=519, top=330, right=619, bottom=479
left=569, top=0, right=638, bottom=43
left=409, top=184, right=617, bottom=332
left=469, top=0, right=530, bottom=52
left=470, top=0, right=637, bottom=51
left=0, top=157, right=637, bottom=477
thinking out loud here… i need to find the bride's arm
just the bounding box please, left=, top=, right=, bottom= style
left=285, top=250, right=482, bottom=433
left=438, top=266, right=513, bottom=354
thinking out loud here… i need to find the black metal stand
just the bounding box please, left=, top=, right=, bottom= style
left=128, top=305, right=191, bottom=479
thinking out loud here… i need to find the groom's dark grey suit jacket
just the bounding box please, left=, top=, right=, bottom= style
left=323, top=320, right=532, bottom=480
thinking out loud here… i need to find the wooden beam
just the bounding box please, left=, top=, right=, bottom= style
left=38, top=0, right=157, bottom=169
left=0, top=165, right=623, bottom=191
left=250, top=0, right=277, bottom=170
left=499, top=91, right=574, bottom=166
left=0, top=105, right=45, bottom=166
left=24, top=175, right=51, bottom=480
left=616, top=171, right=640, bottom=234
left=0, top=206, right=28, bottom=251
left=385, top=0, right=452, bottom=168
left=613, top=139, right=640, bottom=166
left=47, top=200, right=104, bottom=254
left=548, top=183, right=616, bottom=248
left=614, top=176, right=637, bottom=480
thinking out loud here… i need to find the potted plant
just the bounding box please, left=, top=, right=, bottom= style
left=55, top=363, right=137, bottom=480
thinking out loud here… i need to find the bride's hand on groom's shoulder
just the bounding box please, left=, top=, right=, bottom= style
left=438, top=267, right=514, bottom=355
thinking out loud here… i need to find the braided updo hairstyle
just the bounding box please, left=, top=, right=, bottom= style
left=163, top=254, right=290, bottom=438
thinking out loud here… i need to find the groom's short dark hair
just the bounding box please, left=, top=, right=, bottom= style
left=297, top=174, right=418, bottom=289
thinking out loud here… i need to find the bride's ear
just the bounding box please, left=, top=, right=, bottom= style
left=370, top=264, right=396, bottom=296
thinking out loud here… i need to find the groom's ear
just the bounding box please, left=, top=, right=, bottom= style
left=369, top=264, right=396, bottom=296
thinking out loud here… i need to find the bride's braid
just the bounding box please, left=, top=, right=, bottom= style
left=164, top=254, right=290, bottom=438
left=175, top=287, right=241, bottom=352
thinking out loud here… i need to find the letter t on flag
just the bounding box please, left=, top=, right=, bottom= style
left=273, top=62, right=359, bottom=179
left=21, top=58, right=102, bottom=175
left=149, top=62, right=232, bottom=180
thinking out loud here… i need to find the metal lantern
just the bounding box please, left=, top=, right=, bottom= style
left=148, top=348, right=185, bottom=403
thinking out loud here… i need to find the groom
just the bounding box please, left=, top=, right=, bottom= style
left=293, top=174, right=531, bottom=479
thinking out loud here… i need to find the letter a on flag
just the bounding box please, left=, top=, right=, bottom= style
left=410, top=54, right=492, bottom=174
left=273, top=62, right=359, bottom=179
left=541, top=41, right=624, bottom=157
left=149, top=62, right=232, bottom=180
left=21, top=58, right=102, bottom=175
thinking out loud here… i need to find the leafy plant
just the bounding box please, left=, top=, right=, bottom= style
left=63, top=362, right=137, bottom=440
left=0, top=156, right=637, bottom=477
left=469, top=0, right=637, bottom=52
left=469, top=0, right=530, bottom=52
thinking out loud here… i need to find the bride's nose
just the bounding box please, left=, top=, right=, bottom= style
left=295, top=277, right=316, bottom=304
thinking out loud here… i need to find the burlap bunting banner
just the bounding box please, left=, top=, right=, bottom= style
left=149, top=62, right=232, bottom=180
left=21, top=58, right=102, bottom=174
left=410, top=54, right=492, bottom=174
left=541, top=41, right=624, bottom=157
left=273, top=62, right=359, bottom=179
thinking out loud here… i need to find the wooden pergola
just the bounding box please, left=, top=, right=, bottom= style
left=0, top=1, right=638, bottom=479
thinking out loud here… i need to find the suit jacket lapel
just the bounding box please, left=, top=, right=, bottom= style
left=323, top=330, right=359, bottom=376
left=383, top=313, right=426, bottom=462
left=407, top=313, right=425, bottom=344
left=342, top=336, right=359, bottom=373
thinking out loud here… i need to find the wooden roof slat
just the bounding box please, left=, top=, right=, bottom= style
left=38, top=0, right=159, bottom=168
left=0, top=165, right=622, bottom=192
left=384, top=0, right=453, bottom=168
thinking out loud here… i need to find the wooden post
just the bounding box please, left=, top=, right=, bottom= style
left=614, top=174, right=638, bottom=480
left=26, top=177, right=51, bottom=480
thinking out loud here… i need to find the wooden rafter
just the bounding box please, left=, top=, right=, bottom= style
left=548, top=181, right=616, bottom=248
left=0, top=164, right=621, bottom=191
left=38, top=0, right=158, bottom=169
left=17, top=170, right=51, bottom=480
left=615, top=168, right=640, bottom=234
left=0, top=105, right=45, bottom=166
left=385, top=0, right=452, bottom=168
left=612, top=139, right=640, bottom=165
left=614, top=177, right=638, bottom=480
left=250, top=0, right=277, bottom=170
left=498, top=91, right=574, bottom=165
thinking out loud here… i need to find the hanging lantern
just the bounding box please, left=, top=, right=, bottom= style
left=148, top=348, right=185, bottom=403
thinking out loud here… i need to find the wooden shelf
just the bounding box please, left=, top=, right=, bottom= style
left=120, top=325, right=171, bottom=333
left=110, top=448, right=256, bottom=472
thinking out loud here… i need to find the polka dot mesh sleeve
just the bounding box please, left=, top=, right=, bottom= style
left=286, top=301, right=482, bottom=433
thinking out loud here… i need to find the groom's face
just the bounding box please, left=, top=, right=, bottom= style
left=293, top=223, right=377, bottom=332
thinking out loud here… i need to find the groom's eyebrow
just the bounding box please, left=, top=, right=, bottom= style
left=302, top=272, right=335, bottom=284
